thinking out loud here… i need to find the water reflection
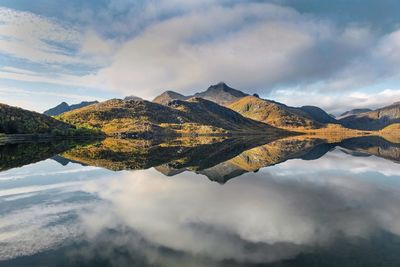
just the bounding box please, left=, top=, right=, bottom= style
left=53, top=135, right=400, bottom=182
left=0, top=135, right=400, bottom=266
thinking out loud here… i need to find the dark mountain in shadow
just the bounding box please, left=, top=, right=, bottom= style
left=299, top=106, right=338, bottom=124
left=44, top=101, right=98, bottom=116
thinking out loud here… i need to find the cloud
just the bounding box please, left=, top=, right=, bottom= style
left=0, top=7, right=116, bottom=68
left=84, top=1, right=391, bottom=100
left=1, top=143, right=400, bottom=264
left=90, top=3, right=336, bottom=97
left=0, top=1, right=399, bottom=111
left=77, top=151, right=400, bottom=264
left=0, top=7, right=82, bottom=64
left=0, top=66, right=101, bottom=90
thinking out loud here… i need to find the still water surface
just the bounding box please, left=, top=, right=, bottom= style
left=0, top=136, right=400, bottom=266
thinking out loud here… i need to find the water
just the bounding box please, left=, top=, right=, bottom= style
left=0, top=136, right=400, bottom=266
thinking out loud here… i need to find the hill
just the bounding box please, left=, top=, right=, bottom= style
left=0, top=103, right=75, bottom=135
left=152, top=82, right=248, bottom=106
left=44, top=101, right=98, bottom=116
left=339, top=102, right=400, bottom=130
left=57, top=98, right=285, bottom=137
left=228, top=96, right=321, bottom=129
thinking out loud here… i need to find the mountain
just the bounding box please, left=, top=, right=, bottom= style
left=57, top=98, right=285, bottom=137
left=0, top=103, right=74, bottom=134
left=338, top=108, right=372, bottom=119
left=152, top=82, right=248, bottom=106
left=228, top=96, right=321, bottom=129
left=44, top=101, right=98, bottom=116
left=339, top=102, right=400, bottom=130
left=153, top=91, right=187, bottom=105
left=299, top=106, right=338, bottom=124
left=192, top=82, right=248, bottom=106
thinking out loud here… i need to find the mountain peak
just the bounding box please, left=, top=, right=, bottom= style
left=153, top=90, right=187, bottom=105
left=59, top=102, right=69, bottom=107
left=207, top=82, right=232, bottom=92
left=192, top=82, right=248, bottom=106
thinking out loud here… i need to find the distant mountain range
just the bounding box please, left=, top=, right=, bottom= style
left=337, top=108, right=372, bottom=119
left=339, top=102, right=400, bottom=130
left=153, top=82, right=248, bottom=106
left=44, top=101, right=98, bottom=116
left=1, top=82, right=399, bottom=138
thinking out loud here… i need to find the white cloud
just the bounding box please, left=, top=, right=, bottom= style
left=0, top=68, right=98, bottom=89
left=76, top=156, right=400, bottom=264
left=0, top=7, right=82, bottom=64
left=86, top=2, right=384, bottom=99
left=1, top=2, right=400, bottom=112
left=86, top=3, right=334, bottom=97
left=0, top=7, right=116, bottom=67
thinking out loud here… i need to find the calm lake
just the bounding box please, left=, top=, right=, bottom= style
left=0, top=136, right=400, bottom=266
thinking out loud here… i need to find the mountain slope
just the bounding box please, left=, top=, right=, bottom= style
left=44, top=101, right=98, bottom=116
left=58, top=98, right=284, bottom=137
left=339, top=102, right=400, bottom=130
left=0, top=103, right=74, bottom=134
left=228, top=96, right=321, bottom=129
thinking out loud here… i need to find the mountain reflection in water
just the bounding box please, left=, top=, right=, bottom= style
left=0, top=135, right=400, bottom=266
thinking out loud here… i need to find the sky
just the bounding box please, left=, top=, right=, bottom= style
left=0, top=0, right=400, bottom=114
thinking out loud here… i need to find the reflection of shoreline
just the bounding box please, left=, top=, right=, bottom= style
left=0, top=139, right=97, bottom=171
left=57, top=135, right=400, bottom=183
left=2, top=135, right=399, bottom=180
